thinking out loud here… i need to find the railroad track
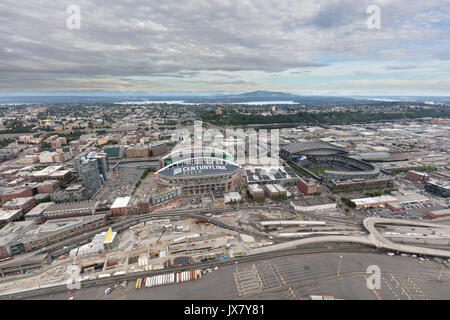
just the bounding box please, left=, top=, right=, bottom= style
left=0, top=245, right=376, bottom=300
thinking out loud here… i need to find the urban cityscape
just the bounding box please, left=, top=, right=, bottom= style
left=0, top=0, right=449, bottom=309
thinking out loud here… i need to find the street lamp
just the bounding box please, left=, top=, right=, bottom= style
left=438, top=264, right=445, bottom=282
left=337, top=255, right=343, bottom=278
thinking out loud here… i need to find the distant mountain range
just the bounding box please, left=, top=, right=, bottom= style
left=0, top=90, right=448, bottom=104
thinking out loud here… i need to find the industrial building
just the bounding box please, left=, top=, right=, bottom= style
left=290, top=197, right=336, bottom=212
left=298, top=178, right=323, bottom=195
left=425, top=208, right=450, bottom=219
left=351, top=195, right=398, bottom=209
left=394, top=193, right=430, bottom=204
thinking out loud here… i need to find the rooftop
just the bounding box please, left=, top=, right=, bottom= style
left=351, top=195, right=398, bottom=206
left=111, top=197, right=131, bottom=209
left=0, top=209, right=22, bottom=221
left=3, top=197, right=34, bottom=206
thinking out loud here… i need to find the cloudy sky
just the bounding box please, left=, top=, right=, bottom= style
left=0, top=0, right=449, bottom=95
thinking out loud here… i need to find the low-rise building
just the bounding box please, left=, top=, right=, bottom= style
left=425, top=208, right=450, bottom=219
left=351, top=195, right=398, bottom=209
left=126, top=146, right=149, bottom=158
left=224, top=192, right=241, bottom=203
left=213, top=191, right=225, bottom=206
left=9, top=215, right=107, bottom=255
left=3, top=197, right=36, bottom=214
left=406, top=170, right=431, bottom=183
left=331, top=177, right=392, bottom=191
left=24, top=202, right=55, bottom=223
left=41, top=200, right=97, bottom=222
left=51, top=184, right=89, bottom=203
left=263, top=184, right=279, bottom=198
left=298, top=178, right=323, bottom=195
left=110, top=197, right=131, bottom=216
left=0, top=209, right=23, bottom=223
left=0, top=186, right=35, bottom=202
left=36, top=180, right=61, bottom=193
left=150, top=143, right=167, bottom=157
left=248, top=184, right=265, bottom=199
left=290, top=197, right=336, bottom=212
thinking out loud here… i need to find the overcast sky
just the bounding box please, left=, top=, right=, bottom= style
left=0, top=0, right=449, bottom=95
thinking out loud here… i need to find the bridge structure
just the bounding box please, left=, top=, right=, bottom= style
left=251, top=217, right=450, bottom=259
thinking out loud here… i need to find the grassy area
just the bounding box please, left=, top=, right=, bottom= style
left=310, top=166, right=334, bottom=176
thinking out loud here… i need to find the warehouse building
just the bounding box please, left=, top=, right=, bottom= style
left=290, top=197, right=336, bottom=212
left=351, top=195, right=398, bottom=209
left=425, top=208, right=450, bottom=219
left=298, top=178, right=323, bottom=195
left=394, top=193, right=429, bottom=204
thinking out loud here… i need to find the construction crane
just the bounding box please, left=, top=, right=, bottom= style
left=156, top=226, right=166, bottom=245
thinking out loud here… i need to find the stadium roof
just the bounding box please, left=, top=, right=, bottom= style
left=158, top=157, right=240, bottom=177
left=282, top=140, right=347, bottom=155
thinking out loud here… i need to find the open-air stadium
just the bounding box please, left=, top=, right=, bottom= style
left=280, top=141, right=380, bottom=182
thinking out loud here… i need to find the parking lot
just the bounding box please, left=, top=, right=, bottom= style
left=361, top=202, right=445, bottom=220
left=29, top=252, right=450, bottom=300
left=94, top=167, right=143, bottom=201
